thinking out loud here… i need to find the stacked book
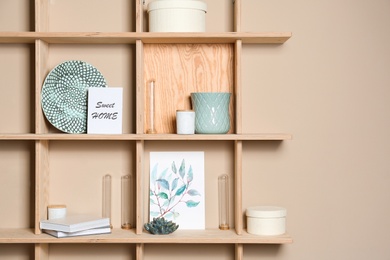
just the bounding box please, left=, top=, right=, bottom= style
left=40, top=215, right=111, bottom=238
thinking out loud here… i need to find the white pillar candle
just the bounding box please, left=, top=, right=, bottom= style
left=176, top=110, right=195, bottom=134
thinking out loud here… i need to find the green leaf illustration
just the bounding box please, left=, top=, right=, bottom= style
left=179, top=159, right=185, bottom=179
left=158, top=192, right=168, bottom=199
left=151, top=163, right=159, bottom=183
left=150, top=211, right=160, bottom=217
left=151, top=157, right=200, bottom=219
left=171, top=161, right=177, bottom=174
left=172, top=211, right=180, bottom=220
left=165, top=212, right=173, bottom=219
left=187, top=189, right=201, bottom=196
left=162, top=199, right=169, bottom=207
left=160, top=168, right=169, bottom=179
left=187, top=165, right=193, bottom=183
left=186, top=200, right=200, bottom=208
left=156, top=179, right=169, bottom=190
left=175, top=184, right=186, bottom=196
left=171, top=178, right=179, bottom=191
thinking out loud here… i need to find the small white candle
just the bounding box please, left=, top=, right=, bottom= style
left=47, top=205, right=67, bottom=220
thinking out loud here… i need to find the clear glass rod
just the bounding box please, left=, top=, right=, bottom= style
left=121, top=174, right=132, bottom=229
left=147, top=80, right=157, bottom=134
left=218, top=174, right=230, bottom=230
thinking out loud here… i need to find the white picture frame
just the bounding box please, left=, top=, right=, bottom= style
left=87, top=87, right=123, bottom=134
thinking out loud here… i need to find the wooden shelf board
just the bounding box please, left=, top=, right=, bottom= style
left=0, top=228, right=292, bottom=244
left=0, top=32, right=291, bottom=44
left=0, top=133, right=292, bottom=141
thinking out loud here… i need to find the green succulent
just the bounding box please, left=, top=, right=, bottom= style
left=144, top=217, right=179, bottom=235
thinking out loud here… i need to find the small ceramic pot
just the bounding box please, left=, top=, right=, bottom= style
left=246, top=206, right=287, bottom=236
left=148, top=0, right=207, bottom=32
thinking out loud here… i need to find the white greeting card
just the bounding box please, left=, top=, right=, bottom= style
left=87, top=87, right=123, bottom=134
left=149, top=152, right=205, bottom=230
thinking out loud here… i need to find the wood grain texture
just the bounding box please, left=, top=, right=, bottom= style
left=144, top=44, right=234, bottom=134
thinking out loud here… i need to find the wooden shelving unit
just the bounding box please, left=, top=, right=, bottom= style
left=0, top=0, right=292, bottom=259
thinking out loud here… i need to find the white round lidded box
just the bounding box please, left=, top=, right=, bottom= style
left=148, top=0, right=207, bottom=32
left=246, top=206, right=287, bottom=236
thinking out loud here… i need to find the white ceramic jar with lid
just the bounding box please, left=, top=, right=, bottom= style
left=148, top=0, right=207, bottom=32
left=246, top=206, right=286, bottom=236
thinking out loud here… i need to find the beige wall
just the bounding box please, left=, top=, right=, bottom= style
left=1, top=0, right=390, bottom=259
left=241, top=0, right=390, bottom=259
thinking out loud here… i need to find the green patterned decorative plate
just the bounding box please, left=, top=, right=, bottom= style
left=41, top=60, right=107, bottom=133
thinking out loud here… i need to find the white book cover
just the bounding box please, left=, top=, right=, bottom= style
left=149, top=152, right=205, bottom=229
left=40, top=215, right=110, bottom=233
left=43, top=226, right=111, bottom=238
left=87, top=87, right=123, bottom=134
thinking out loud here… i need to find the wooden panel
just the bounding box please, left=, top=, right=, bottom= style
left=143, top=44, right=234, bottom=134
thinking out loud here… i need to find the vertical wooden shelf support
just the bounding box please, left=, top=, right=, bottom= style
left=135, top=140, right=144, bottom=236
left=234, top=140, right=243, bottom=235
left=234, top=40, right=242, bottom=133
left=234, top=0, right=241, bottom=32
left=35, top=1, right=50, bottom=259
left=136, top=36, right=145, bottom=259
left=235, top=244, right=244, bottom=260
left=136, top=40, right=145, bottom=135
left=35, top=243, right=49, bottom=260
left=35, top=0, right=49, bottom=32
left=136, top=243, right=144, bottom=260
left=136, top=0, right=144, bottom=33
left=234, top=1, right=244, bottom=260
